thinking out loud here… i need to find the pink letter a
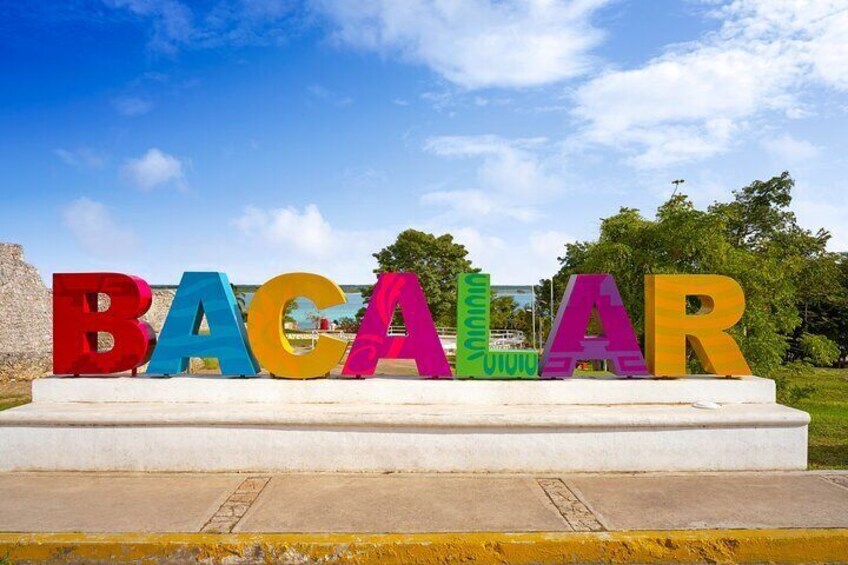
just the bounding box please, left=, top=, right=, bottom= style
left=541, top=274, right=648, bottom=378
left=342, top=273, right=452, bottom=378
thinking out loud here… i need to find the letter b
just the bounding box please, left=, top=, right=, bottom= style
left=53, top=273, right=156, bottom=375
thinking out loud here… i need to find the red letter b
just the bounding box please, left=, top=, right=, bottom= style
left=53, top=273, right=156, bottom=375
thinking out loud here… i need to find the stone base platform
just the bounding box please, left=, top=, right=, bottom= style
left=0, top=376, right=809, bottom=472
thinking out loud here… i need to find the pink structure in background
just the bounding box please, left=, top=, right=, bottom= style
left=541, top=274, right=649, bottom=378
left=342, top=272, right=452, bottom=378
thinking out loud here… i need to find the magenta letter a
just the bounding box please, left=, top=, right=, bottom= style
left=342, top=272, right=452, bottom=378
left=541, top=274, right=648, bottom=378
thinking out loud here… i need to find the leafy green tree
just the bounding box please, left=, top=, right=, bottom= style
left=799, top=333, right=841, bottom=367
left=547, top=175, right=824, bottom=375
left=361, top=229, right=478, bottom=327
left=501, top=172, right=845, bottom=372
left=490, top=294, right=520, bottom=329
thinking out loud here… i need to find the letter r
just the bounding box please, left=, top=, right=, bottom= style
left=645, top=274, right=751, bottom=376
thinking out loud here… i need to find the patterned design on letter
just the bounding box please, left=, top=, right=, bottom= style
left=541, top=274, right=648, bottom=378
left=646, top=274, right=751, bottom=376
left=456, top=273, right=538, bottom=379
left=247, top=272, right=347, bottom=379
left=146, top=272, right=258, bottom=375
left=342, top=272, right=451, bottom=378
left=53, top=273, right=155, bottom=375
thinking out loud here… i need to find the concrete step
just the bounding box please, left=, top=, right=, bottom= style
left=31, top=374, right=777, bottom=405
left=0, top=377, right=808, bottom=472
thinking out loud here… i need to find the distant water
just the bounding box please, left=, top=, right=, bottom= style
left=244, top=289, right=534, bottom=329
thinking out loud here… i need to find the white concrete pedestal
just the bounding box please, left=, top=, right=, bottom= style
left=0, top=376, right=809, bottom=472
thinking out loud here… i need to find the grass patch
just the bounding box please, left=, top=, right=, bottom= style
left=783, top=367, right=848, bottom=469
left=0, top=397, right=29, bottom=411
left=201, top=357, right=220, bottom=371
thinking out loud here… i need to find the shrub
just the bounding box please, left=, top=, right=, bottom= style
left=799, top=333, right=841, bottom=367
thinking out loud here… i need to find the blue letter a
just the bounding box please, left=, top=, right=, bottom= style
left=146, top=272, right=258, bottom=375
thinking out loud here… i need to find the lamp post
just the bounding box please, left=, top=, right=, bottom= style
left=671, top=178, right=685, bottom=196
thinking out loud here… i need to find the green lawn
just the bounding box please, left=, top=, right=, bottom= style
left=785, top=368, right=848, bottom=469
left=0, top=396, right=28, bottom=412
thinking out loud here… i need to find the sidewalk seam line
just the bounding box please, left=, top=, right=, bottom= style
left=536, top=478, right=605, bottom=532
left=199, top=476, right=271, bottom=533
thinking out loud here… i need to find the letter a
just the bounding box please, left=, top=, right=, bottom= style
left=146, top=272, right=258, bottom=375
left=541, top=274, right=648, bottom=378
left=342, top=272, right=451, bottom=378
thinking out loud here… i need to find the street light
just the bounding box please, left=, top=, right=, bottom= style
left=671, top=178, right=685, bottom=196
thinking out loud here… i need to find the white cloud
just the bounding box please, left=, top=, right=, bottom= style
left=761, top=133, right=820, bottom=164
left=421, top=135, right=562, bottom=223
left=430, top=226, right=573, bottom=284
left=233, top=204, right=336, bottom=256
left=112, top=96, right=154, bottom=117
left=121, top=148, right=186, bottom=190
left=231, top=203, right=392, bottom=283
left=573, top=0, right=848, bottom=167
left=53, top=147, right=106, bottom=169
left=315, top=0, right=611, bottom=89
left=62, top=198, right=140, bottom=258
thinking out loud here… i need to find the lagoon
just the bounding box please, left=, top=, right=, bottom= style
left=244, top=288, right=534, bottom=329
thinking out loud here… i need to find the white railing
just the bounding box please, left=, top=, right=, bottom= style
left=286, top=326, right=527, bottom=350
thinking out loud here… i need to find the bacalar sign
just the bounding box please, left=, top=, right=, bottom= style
left=52, top=271, right=751, bottom=379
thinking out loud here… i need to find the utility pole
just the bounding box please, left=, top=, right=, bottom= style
left=531, top=285, right=536, bottom=350
left=549, top=277, right=554, bottom=330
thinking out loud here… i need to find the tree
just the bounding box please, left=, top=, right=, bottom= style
left=546, top=173, right=844, bottom=376
left=490, top=295, right=520, bottom=330
left=233, top=285, right=297, bottom=325
left=361, top=229, right=478, bottom=327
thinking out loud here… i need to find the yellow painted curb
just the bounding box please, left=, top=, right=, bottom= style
left=1, top=529, right=847, bottom=564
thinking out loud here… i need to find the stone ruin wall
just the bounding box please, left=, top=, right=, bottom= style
left=0, top=243, right=182, bottom=381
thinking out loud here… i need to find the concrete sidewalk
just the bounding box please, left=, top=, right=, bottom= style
left=2, top=471, right=848, bottom=563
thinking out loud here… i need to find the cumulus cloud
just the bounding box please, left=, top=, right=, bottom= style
left=315, top=0, right=611, bottom=89
left=53, top=147, right=106, bottom=169
left=121, top=148, right=186, bottom=190
left=62, top=198, right=139, bottom=258
left=231, top=203, right=393, bottom=282
left=573, top=0, right=848, bottom=167
left=232, top=204, right=336, bottom=256
left=426, top=226, right=573, bottom=284
left=421, top=135, right=563, bottom=223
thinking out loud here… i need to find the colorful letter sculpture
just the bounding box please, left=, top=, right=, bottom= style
left=456, top=273, right=538, bottom=379
left=248, top=273, right=347, bottom=378
left=342, top=272, right=451, bottom=378
left=645, top=274, right=751, bottom=376
left=541, top=274, right=648, bottom=378
left=53, top=273, right=156, bottom=375
left=146, top=272, right=258, bottom=375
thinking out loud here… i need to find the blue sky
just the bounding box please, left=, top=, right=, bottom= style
left=2, top=0, right=847, bottom=285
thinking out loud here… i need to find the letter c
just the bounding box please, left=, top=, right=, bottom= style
left=247, top=273, right=347, bottom=378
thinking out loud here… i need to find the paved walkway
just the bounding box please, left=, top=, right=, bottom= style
left=3, top=470, right=848, bottom=534
left=2, top=471, right=848, bottom=563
